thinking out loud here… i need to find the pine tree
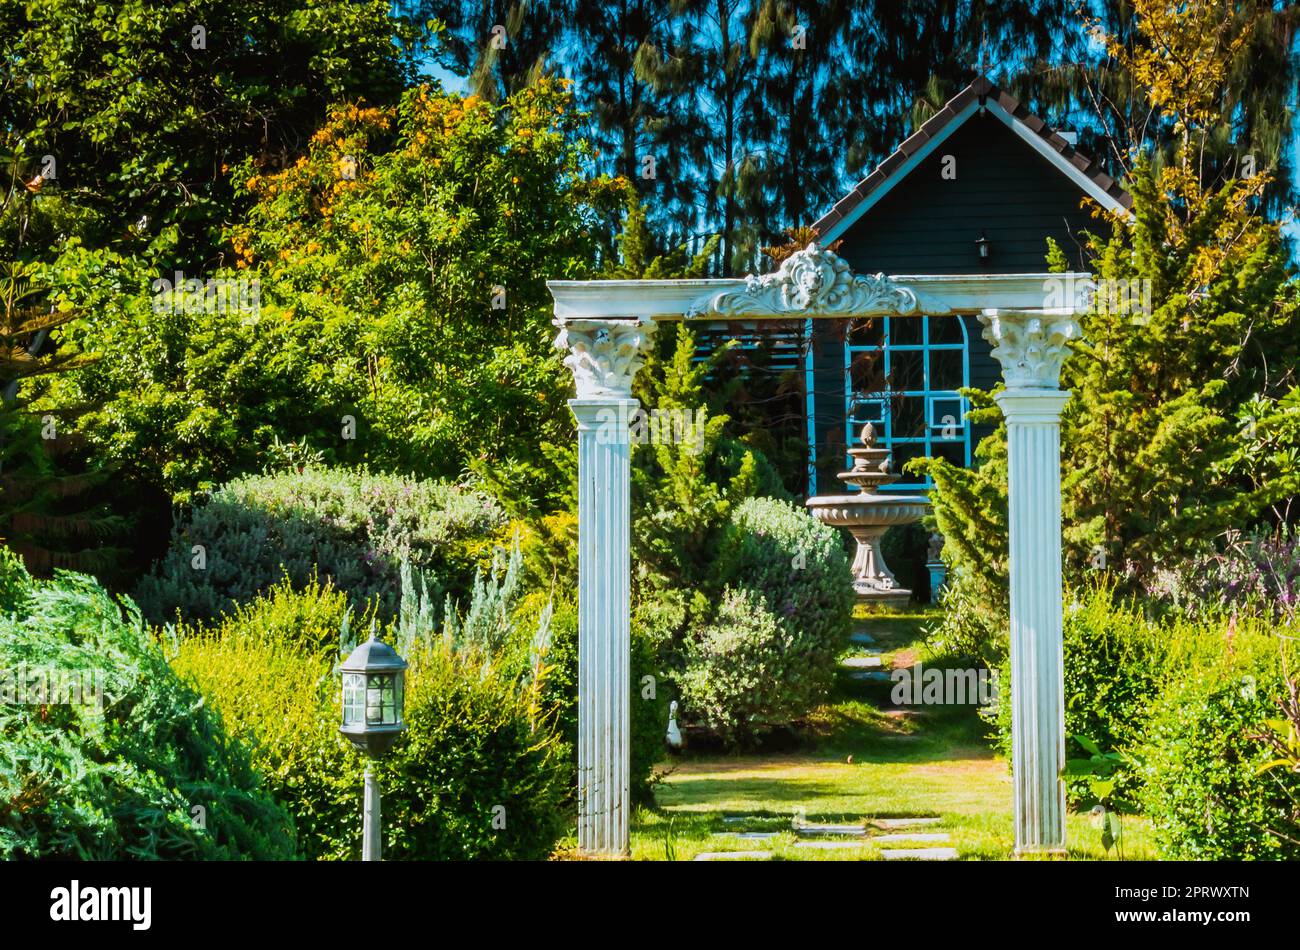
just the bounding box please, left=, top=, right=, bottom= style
left=745, top=0, right=853, bottom=235
left=423, top=0, right=572, bottom=103
left=569, top=0, right=700, bottom=243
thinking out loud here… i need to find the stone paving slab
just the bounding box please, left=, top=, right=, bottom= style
left=874, top=832, right=950, bottom=843
left=845, top=670, right=894, bottom=683
left=794, top=840, right=868, bottom=850
left=711, top=832, right=780, bottom=841
left=796, top=823, right=866, bottom=836
left=849, top=631, right=876, bottom=645
left=693, top=851, right=774, bottom=861
left=840, top=655, right=883, bottom=669
left=881, top=847, right=959, bottom=861
left=872, top=817, right=943, bottom=829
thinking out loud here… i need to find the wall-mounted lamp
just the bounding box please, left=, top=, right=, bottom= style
left=975, top=231, right=991, bottom=266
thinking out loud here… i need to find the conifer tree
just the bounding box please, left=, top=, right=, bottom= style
left=912, top=0, right=1300, bottom=645
left=0, top=263, right=127, bottom=578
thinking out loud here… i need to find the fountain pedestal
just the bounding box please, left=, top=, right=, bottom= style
left=805, top=425, right=929, bottom=605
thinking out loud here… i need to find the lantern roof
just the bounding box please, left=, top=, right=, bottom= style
left=340, top=634, right=408, bottom=674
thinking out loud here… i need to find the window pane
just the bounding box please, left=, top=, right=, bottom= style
left=848, top=397, right=884, bottom=423
left=931, top=441, right=967, bottom=468
left=930, top=349, right=964, bottom=390
left=928, top=315, right=965, bottom=344
left=930, top=397, right=964, bottom=431
left=849, top=351, right=885, bottom=392
left=890, top=441, right=926, bottom=476
left=889, top=350, right=924, bottom=392
left=891, top=395, right=925, bottom=438
left=848, top=318, right=883, bottom=346
left=889, top=317, right=922, bottom=345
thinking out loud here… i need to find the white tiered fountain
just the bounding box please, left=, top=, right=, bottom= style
left=806, top=423, right=930, bottom=605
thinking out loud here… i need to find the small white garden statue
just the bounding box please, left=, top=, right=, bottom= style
left=666, top=700, right=683, bottom=751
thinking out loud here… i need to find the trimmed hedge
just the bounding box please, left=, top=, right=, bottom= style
left=0, top=572, right=296, bottom=859
left=136, top=466, right=505, bottom=623
left=711, top=496, right=855, bottom=644
left=679, top=587, right=804, bottom=743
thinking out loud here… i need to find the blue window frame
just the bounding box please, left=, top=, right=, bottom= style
left=843, top=314, right=972, bottom=493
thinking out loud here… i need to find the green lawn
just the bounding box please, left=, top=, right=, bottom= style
left=622, top=605, right=1156, bottom=861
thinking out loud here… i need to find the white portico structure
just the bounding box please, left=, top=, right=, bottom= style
left=550, top=243, right=1089, bottom=857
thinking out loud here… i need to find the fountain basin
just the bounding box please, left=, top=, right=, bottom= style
left=806, top=493, right=930, bottom=604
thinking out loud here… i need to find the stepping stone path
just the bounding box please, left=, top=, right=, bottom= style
left=840, top=655, right=883, bottom=670
left=699, top=816, right=957, bottom=861
left=849, top=631, right=877, bottom=645
left=693, top=851, right=774, bottom=861
left=881, top=847, right=959, bottom=861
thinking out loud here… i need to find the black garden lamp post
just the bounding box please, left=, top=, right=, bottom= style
left=339, top=633, right=407, bottom=860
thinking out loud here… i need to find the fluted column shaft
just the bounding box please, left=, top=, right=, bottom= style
left=998, top=389, right=1071, bottom=853
left=552, top=317, right=654, bottom=857
left=571, top=398, right=635, bottom=856
left=979, top=307, right=1079, bottom=855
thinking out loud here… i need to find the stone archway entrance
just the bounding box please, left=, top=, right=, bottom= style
left=549, top=243, right=1088, bottom=857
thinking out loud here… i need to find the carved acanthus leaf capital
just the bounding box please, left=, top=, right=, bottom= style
left=553, top=319, right=656, bottom=399
left=978, top=309, right=1080, bottom=389
left=687, top=242, right=952, bottom=318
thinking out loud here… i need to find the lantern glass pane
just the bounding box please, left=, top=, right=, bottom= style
left=342, top=673, right=366, bottom=726
left=366, top=673, right=395, bottom=725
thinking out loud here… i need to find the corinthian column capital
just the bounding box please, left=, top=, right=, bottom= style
left=978, top=309, right=1080, bottom=390
left=553, top=318, right=656, bottom=399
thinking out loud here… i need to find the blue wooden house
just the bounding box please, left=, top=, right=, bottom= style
left=801, top=75, right=1130, bottom=493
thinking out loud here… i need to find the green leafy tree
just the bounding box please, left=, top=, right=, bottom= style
left=0, top=0, right=420, bottom=265
left=47, top=81, right=623, bottom=508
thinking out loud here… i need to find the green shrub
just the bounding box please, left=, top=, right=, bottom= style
left=664, top=495, right=852, bottom=744
left=1138, top=643, right=1300, bottom=860
left=136, top=466, right=506, bottom=623
left=0, top=573, right=296, bottom=859
left=712, top=495, right=854, bottom=651
left=926, top=567, right=1008, bottom=664
left=167, top=584, right=355, bottom=858
left=678, top=588, right=809, bottom=743
left=172, top=570, right=569, bottom=859
left=383, top=640, right=568, bottom=859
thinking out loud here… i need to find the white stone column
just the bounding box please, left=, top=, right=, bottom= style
left=554, top=317, right=655, bottom=857
left=978, top=308, right=1079, bottom=855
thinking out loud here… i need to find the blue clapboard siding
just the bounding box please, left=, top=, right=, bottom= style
left=815, top=110, right=1098, bottom=469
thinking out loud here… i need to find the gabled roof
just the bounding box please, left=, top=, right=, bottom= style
left=813, top=75, right=1132, bottom=243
